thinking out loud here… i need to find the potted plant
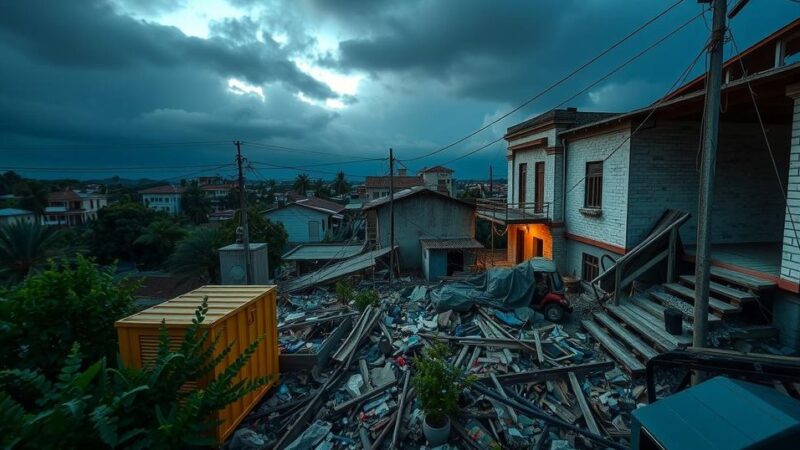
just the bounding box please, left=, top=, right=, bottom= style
left=412, top=341, right=475, bottom=446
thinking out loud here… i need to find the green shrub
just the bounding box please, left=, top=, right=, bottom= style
left=335, top=279, right=354, bottom=303
left=0, top=256, right=136, bottom=377
left=353, top=289, right=379, bottom=311
left=411, top=341, right=475, bottom=423
left=0, top=296, right=269, bottom=449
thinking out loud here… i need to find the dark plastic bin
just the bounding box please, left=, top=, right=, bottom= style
left=664, top=307, right=683, bottom=335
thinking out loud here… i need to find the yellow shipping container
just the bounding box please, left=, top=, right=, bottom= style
left=115, top=285, right=279, bottom=444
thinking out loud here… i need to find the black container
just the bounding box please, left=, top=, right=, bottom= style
left=664, top=307, right=683, bottom=335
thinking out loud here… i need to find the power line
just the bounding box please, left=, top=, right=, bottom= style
left=250, top=160, right=375, bottom=179
left=242, top=141, right=378, bottom=161
left=0, top=140, right=231, bottom=150
left=402, top=0, right=689, bottom=163
left=434, top=8, right=707, bottom=168
left=0, top=162, right=232, bottom=173
left=563, top=34, right=710, bottom=197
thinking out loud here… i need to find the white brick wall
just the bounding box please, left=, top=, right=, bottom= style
left=782, top=93, right=800, bottom=285
left=629, top=121, right=790, bottom=248
left=564, top=127, right=632, bottom=249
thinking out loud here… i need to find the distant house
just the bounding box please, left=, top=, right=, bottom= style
left=419, top=165, right=455, bottom=197
left=139, top=185, right=184, bottom=215
left=264, top=195, right=345, bottom=244
left=201, top=184, right=234, bottom=212
left=364, top=174, right=424, bottom=200
left=43, top=189, right=108, bottom=226
left=363, top=186, right=481, bottom=279
left=0, top=208, right=34, bottom=226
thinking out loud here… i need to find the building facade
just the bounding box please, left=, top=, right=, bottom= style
left=363, top=186, right=480, bottom=276
left=264, top=195, right=345, bottom=244
left=139, top=185, right=184, bottom=215
left=419, top=165, right=455, bottom=197
left=0, top=208, right=34, bottom=226
left=43, top=189, right=108, bottom=226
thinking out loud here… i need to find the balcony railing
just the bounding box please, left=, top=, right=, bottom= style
left=475, top=198, right=550, bottom=224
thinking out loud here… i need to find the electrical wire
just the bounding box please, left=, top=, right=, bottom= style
left=402, top=0, right=689, bottom=163
left=0, top=162, right=233, bottom=173
left=433, top=8, right=707, bottom=168
left=250, top=160, right=374, bottom=179
left=0, top=140, right=231, bottom=150
left=563, top=36, right=710, bottom=196
left=242, top=141, right=378, bottom=161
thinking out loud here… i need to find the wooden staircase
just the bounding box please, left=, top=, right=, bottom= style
left=581, top=211, right=779, bottom=376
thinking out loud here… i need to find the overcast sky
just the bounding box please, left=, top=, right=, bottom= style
left=0, top=0, right=796, bottom=182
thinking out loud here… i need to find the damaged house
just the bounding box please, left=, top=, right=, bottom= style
left=364, top=186, right=483, bottom=280
left=480, top=18, right=800, bottom=347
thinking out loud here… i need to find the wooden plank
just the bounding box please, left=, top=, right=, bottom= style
left=605, top=304, right=678, bottom=352
left=533, top=332, right=545, bottom=364
left=678, top=275, right=757, bottom=304
left=493, top=361, right=615, bottom=384
left=592, top=312, right=659, bottom=361
left=620, top=249, right=668, bottom=288
left=648, top=291, right=721, bottom=325
left=581, top=320, right=645, bottom=375
left=618, top=302, right=692, bottom=347
left=569, top=372, right=601, bottom=435
left=662, top=283, right=741, bottom=315
left=710, top=267, right=776, bottom=291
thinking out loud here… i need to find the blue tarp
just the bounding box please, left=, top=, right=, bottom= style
left=430, top=258, right=556, bottom=312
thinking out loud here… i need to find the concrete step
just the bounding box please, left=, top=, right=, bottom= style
left=592, top=311, right=659, bottom=361
left=679, top=274, right=758, bottom=305
left=581, top=319, right=645, bottom=376
left=710, top=267, right=776, bottom=291
left=648, top=290, right=722, bottom=326
left=662, top=283, right=741, bottom=316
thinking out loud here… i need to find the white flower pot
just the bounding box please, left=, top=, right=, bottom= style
left=423, top=414, right=451, bottom=446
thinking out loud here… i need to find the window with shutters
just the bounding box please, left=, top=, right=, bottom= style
left=584, top=161, right=603, bottom=209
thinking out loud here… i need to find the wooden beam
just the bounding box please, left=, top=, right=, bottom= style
left=569, top=372, right=601, bottom=435
left=581, top=320, right=645, bottom=375
left=620, top=249, right=668, bottom=288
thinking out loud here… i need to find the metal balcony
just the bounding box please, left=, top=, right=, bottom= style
left=475, top=198, right=550, bottom=225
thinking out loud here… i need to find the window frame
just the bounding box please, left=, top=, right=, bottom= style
left=581, top=252, right=600, bottom=282
left=584, top=161, right=603, bottom=209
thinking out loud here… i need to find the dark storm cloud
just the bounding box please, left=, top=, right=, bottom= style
left=0, top=0, right=335, bottom=99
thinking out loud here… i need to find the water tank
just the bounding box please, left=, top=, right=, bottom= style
left=219, top=242, right=269, bottom=284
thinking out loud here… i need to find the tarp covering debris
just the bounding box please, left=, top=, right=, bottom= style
left=431, top=258, right=557, bottom=312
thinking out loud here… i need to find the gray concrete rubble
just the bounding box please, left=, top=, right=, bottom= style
left=225, top=277, right=785, bottom=450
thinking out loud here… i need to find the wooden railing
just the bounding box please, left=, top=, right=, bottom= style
left=475, top=198, right=550, bottom=222
left=590, top=210, right=690, bottom=303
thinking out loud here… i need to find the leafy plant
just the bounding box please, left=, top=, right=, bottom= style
left=0, top=256, right=136, bottom=377
left=0, top=296, right=270, bottom=449
left=353, top=289, right=379, bottom=311
left=0, top=220, right=65, bottom=284
left=167, top=227, right=222, bottom=283
left=335, top=279, right=354, bottom=303
left=411, top=341, right=475, bottom=425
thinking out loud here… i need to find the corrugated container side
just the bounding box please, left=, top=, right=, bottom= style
left=115, top=286, right=279, bottom=444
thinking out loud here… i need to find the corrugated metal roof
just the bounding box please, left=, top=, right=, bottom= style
left=116, top=285, right=275, bottom=326
left=281, top=246, right=395, bottom=293
left=420, top=238, right=484, bottom=250
left=282, top=243, right=365, bottom=261
left=0, top=208, right=33, bottom=217
left=362, top=186, right=474, bottom=210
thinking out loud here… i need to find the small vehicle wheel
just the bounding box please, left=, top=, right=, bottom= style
left=543, top=303, right=565, bottom=323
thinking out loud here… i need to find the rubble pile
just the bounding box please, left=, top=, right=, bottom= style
left=228, top=281, right=648, bottom=450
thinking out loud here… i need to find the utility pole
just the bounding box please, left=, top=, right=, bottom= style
left=489, top=165, right=493, bottom=198
left=693, top=0, right=727, bottom=376
left=235, top=140, right=252, bottom=285
left=388, top=148, right=395, bottom=282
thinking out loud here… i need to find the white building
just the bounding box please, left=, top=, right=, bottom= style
left=201, top=184, right=233, bottom=212
left=0, top=208, right=34, bottom=226
left=43, top=189, right=108, bottom=226
left=419, top=165, right=455, bottom=197
left=139, top=185, right=184, bottom=215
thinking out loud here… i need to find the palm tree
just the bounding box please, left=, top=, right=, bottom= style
left=312, top=178, right=331, bottom=199
left=293, top=173, right=311, bottom=196
left=0, top=220, right=63, bottom=283
left=332, top=171, right=349, bottom=196
left=134, top=219, right=186, bottom=266
left=15, top=181, right=49, bottom=218
left=181, top=182, right=211, bottom=225
left=167, top=228, right=220, bottom=283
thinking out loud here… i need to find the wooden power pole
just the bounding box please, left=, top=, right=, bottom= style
left=235, top=140, right=252, bottom=285
left=388, top=148, right=395, bottom=282
left=693, top=0, right=727, bottom=365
